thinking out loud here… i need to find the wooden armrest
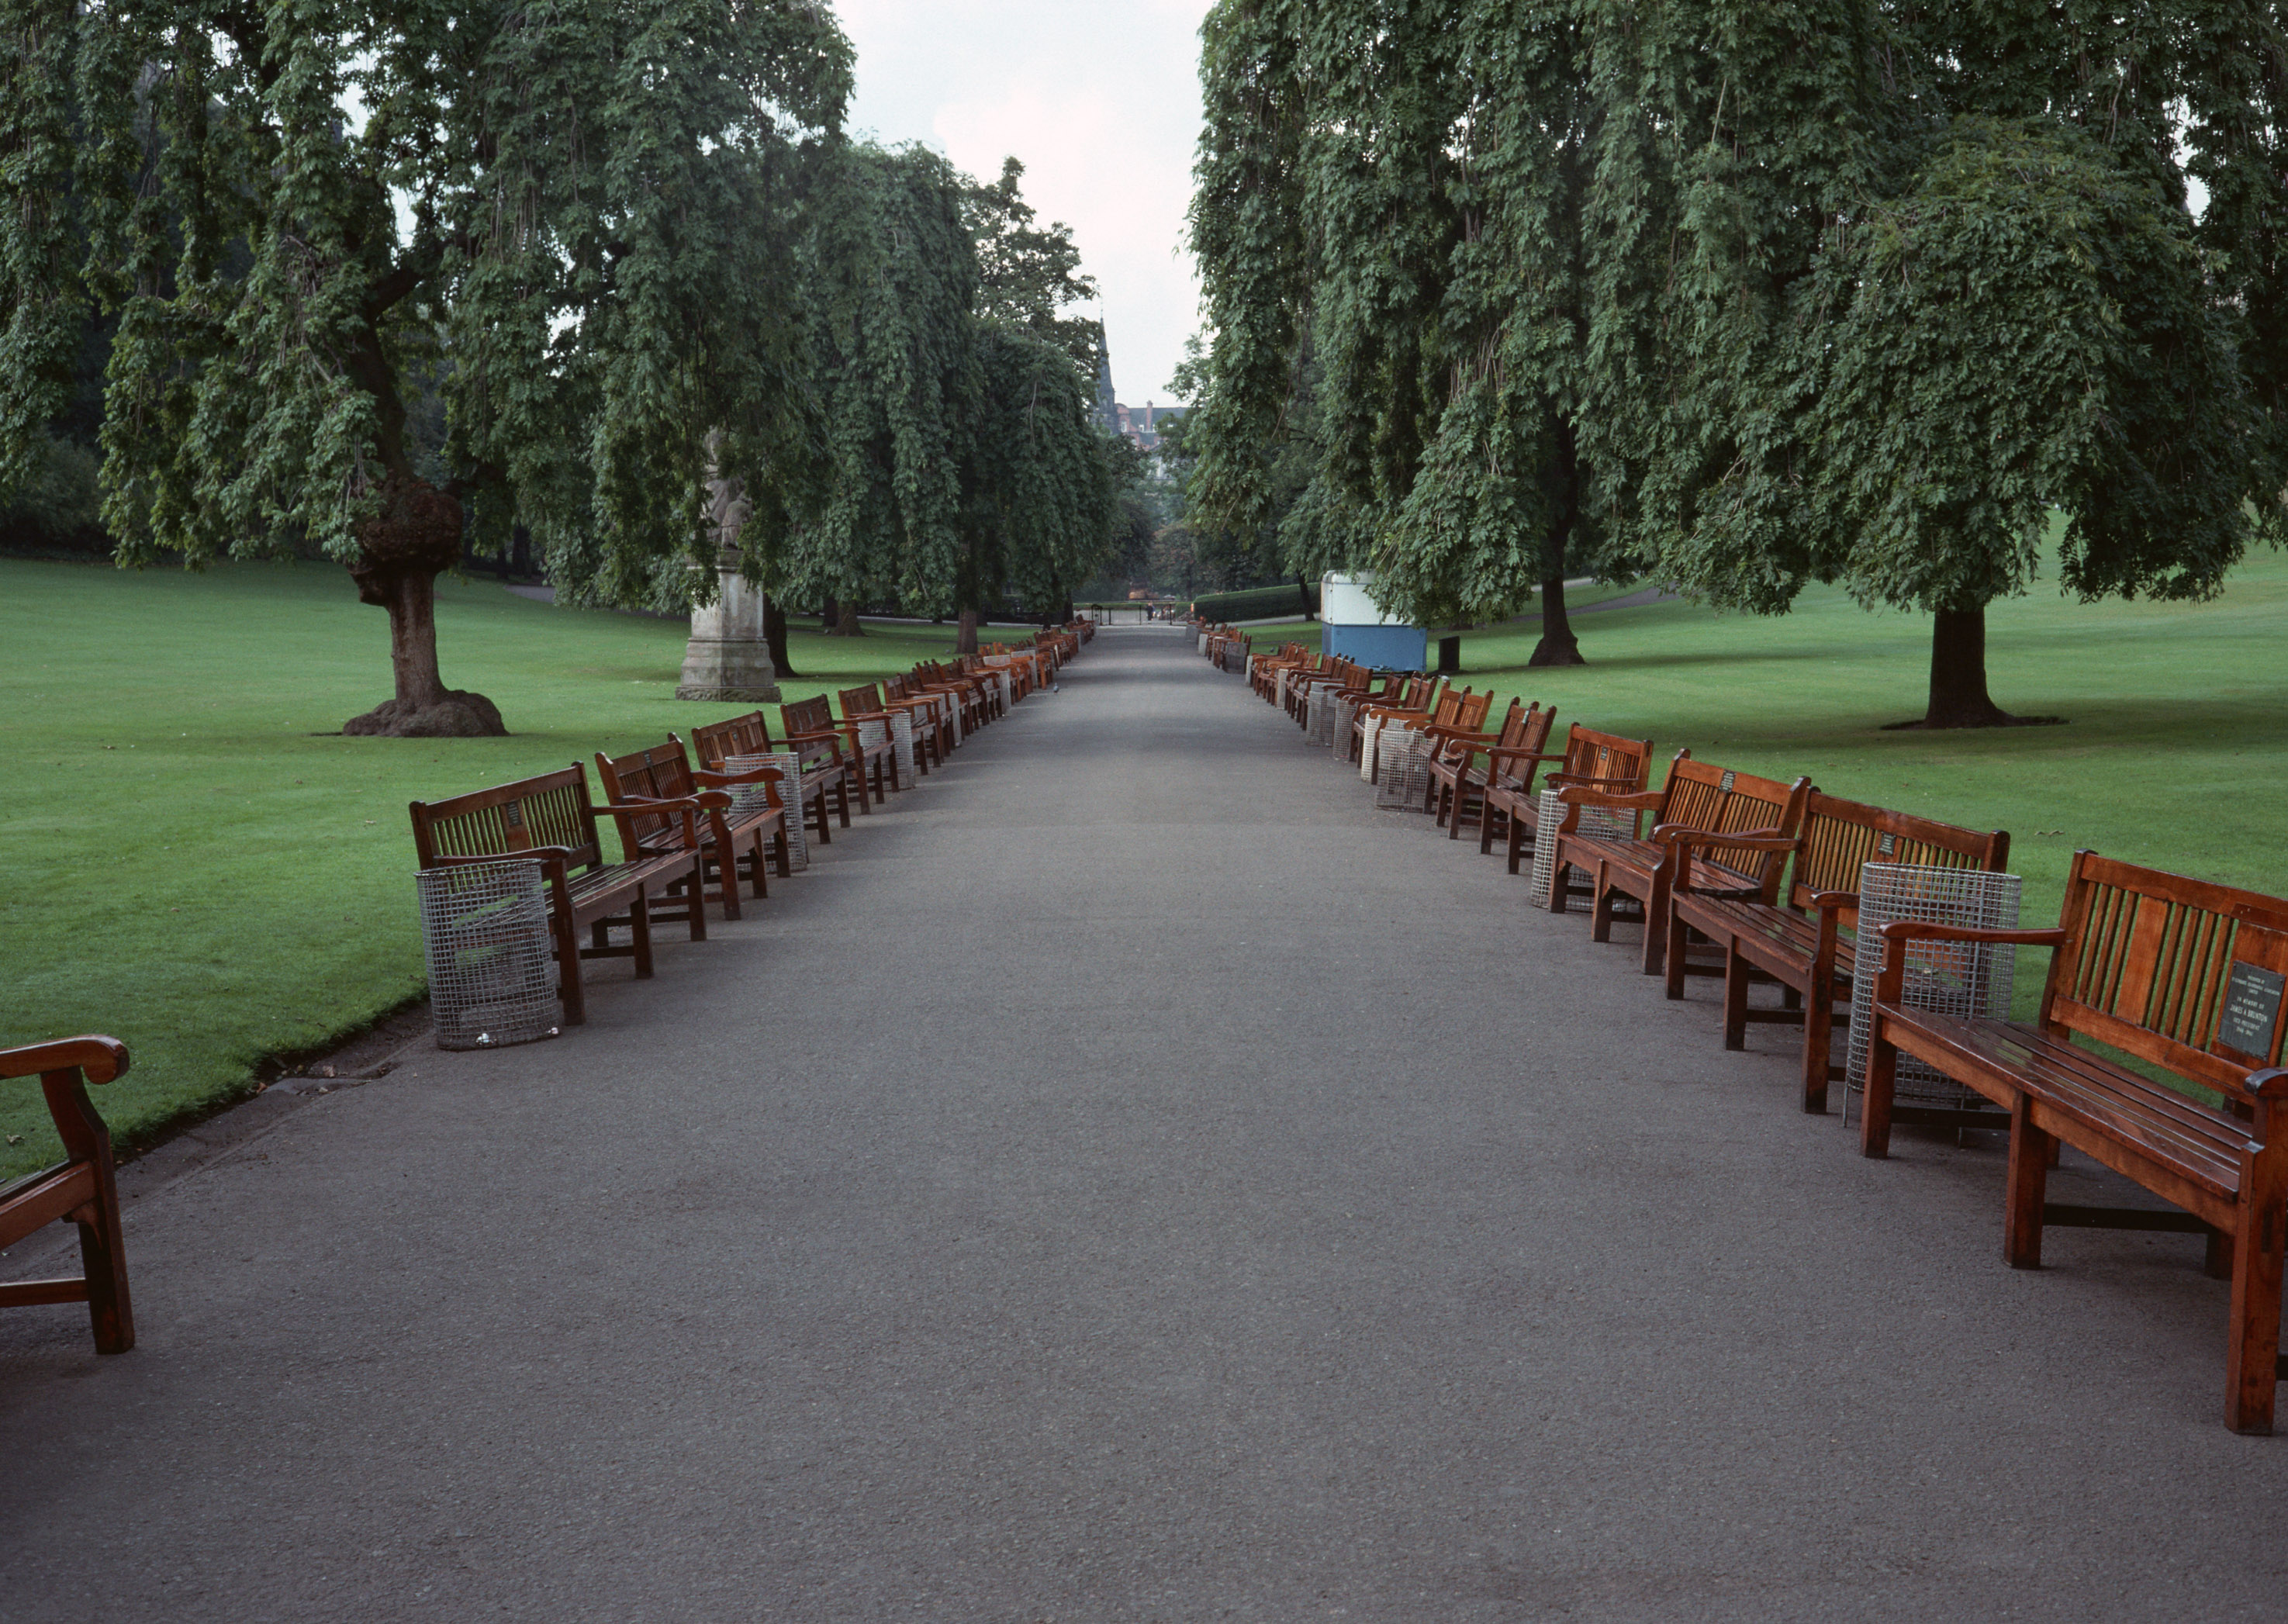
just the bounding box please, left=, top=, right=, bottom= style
left=0, top=1035, right=130, bottom=1085
left=1808, top=889, right=1859, bottom=910
left=2244, top=1067, right=2288, bottom=1100
left=1653, top=825, right=1797, bottom=851
left=693, top=767, right=783, bottom=788
left=1559, top=786, right=1663, bottom=810
left=1486, top=747, right=1564, bottom=765
left=1875, top=922, right=2069, bottom=948
left=607, top=794, right=713, bottom=815
left=427, top=847, right=576, bottom=867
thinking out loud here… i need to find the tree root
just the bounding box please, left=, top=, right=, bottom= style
left=343, top=691, right=507, bottom=738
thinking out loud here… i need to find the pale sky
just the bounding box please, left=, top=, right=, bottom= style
left=833, top=0, right=1213, bottom=409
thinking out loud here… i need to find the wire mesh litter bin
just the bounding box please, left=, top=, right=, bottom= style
left=724, top=752, right=806, bottom=870
left=416, top=859, right=560, bottom=1051
left=1844, top=861, right=2022, bottom=1120
left=1526, top=786, right=1633, bottom=913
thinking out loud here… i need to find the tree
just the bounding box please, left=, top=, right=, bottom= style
left=1186, top=1, right=1643, bottom=665
left=1609, top=1, right=2288, bottom=725
left=0, top=0, right=852, bottom=734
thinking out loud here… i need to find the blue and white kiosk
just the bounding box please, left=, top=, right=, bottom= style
left=1319, top=572, right=1428, bottom=672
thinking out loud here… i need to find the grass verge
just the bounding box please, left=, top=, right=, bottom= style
left=1, top=558, right=1006, bottom=1180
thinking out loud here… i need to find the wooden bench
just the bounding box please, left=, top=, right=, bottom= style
left=1289, top=656, right=1366, bottom=724
left=1395, top=690, right=1495, bottom=806
left=1666, top=791, right=2010, bottom=1111
left=1, top=1035, right=133, bottom=1354
left=783, top=694, right=890, bottom=813
left=1430, top=700, right=1551, bottom=836
left=596, top=738, right=789, bottom=921
left=686, top=710, right=849, bottom=845
left=838, top=682, right=929, bottom=781
left=1863, top=850, right=2288, bottom=1433
left=409, top=765, right=704, bottom=1025
left=884, top=672, right=959, bottom=759
left=1349, top=676, right=1450, bottom=772
left=914, top=661, right=993, bottom=731
left=1480, top=723, right=1653, bottom=873
left=1544, top=755, right=1811, bottom=976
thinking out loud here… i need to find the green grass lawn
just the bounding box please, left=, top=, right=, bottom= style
left=0, top=557, right=1010, bottom=1180
left=1370, top=551, right=2287, bottom=1023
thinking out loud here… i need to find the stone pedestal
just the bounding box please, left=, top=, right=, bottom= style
left=676, top=558, right=779, bottom=701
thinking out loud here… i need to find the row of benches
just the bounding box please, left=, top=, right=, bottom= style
left=2, top=633, right=1087, bottom=1358
left=1232, top=641, right=2288, bottom=1435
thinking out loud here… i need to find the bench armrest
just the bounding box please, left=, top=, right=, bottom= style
left=1653, top=826, right=1797, bottom=852
left=1875, top=922, right=2070, bottom=948
left=0, top=1035, right=130, bottom=1086
left=693, top=766, right=783, bottom=789
left=1808, top=889, right=1859, bottom=911
left=427, top=847, right=578, bottom=868
left=1559, top=786, right=1664, bottom=811
left=2244, top=1068, right=2288, bottom=1100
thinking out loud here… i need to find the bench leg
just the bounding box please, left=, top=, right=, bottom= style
left=1640, top=876, right=1671, bottom=976
left=554, top=910, right=588, bottom=1026
left=1666, top=910, right=1692, bottom=1001
left=773, top=825, right=793, bottom=879
left=748, top=829, right=769, bottom=900
left=1723, top=945, right=1751, bottom=1046
left=2003, top=1094, right=2049, bottom=1269
left=1590, top=868, right=1616, bottom=942
left=43, top=1073, right=134, bottom=1354
left=834, top=777, right=852, bottom=828
left=1859, top=1023, right=1897, bottom=1158
left=2206, top=1228, right=2235, bottom=1281
left=714, top=845, right=743, bottom=921
left=631, top=892, right=655, bottom=977
left=2226, top=1150, right=2286, bottom=1434
left=1481, top=800, right=1501, bottom=855
left=1801, top=982, right=1834, bottom=1113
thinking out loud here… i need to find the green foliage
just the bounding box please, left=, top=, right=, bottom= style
left=0, top=0, right=855, bottom=593
left=778, top=144, right=1125, bottom=621
left=1187, top=2, right=2288, bottom=669
left=1193, top=581, right=1316, bottom=621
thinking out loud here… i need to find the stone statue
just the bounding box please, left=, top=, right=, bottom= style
left=676, top=456, right=782, bottom=703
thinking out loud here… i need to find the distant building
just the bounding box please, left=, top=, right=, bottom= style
left=1094, top=334, right=1179, bottom=451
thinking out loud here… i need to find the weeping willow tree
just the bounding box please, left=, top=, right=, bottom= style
left=1190, top=2, right=2288, bottom=714
left=1607, top=1, right=2287, bottom=726
left=766, top=145, right=1122, bottom=652
left=1186, top=1, right=1643, bottom=664
left=0, top=0, right=852, bottom=735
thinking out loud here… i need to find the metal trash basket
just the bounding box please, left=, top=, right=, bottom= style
left=1527, top=786, right=1633, bottom=914
left=724, top=752, right=805, bottom=871
left=1845, top=862, right=2023, bottom=1117
left=416, top=859, right=560, bottom=1051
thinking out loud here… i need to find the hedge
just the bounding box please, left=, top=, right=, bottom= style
left=1192, top=581, right=1316, bottom=621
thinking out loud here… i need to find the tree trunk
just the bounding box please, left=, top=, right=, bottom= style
left=1298, top=572, right=1315, bottom=620
left=1528, top=573, right=1585, bottom=667
left=1527, top=418, right=1587, bottom=668
left=341, top=472, right=506, bottom=737
left=1436, top=634, right=1462, bottom=674
left=1916, top=605, right=2017, bottom=727
left=509, top=522, right=532, bottom=579
left=821, top=596, right=838, bottom=631
left=835, top=601, right=862, bottom=637
left=956, top=607, right=980, bottom=655
left=764, top=594, right=799, bottom=679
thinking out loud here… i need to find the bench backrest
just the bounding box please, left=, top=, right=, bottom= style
left=688, top=710, right=773, bottom=771
left=594, top=741, right=701, bottom=853
left=410, top=765, right=608, bottom=872
left=1654, top=755, right=1813, bottom=899
left=1790, top=791, right=2010, bottom=919
left=1554, top=724, right=1657, bottom=791
left=781, top=695, right=836, bottom=737
left=838, top=683, right=886, bottom=717
left=1447, top=689, right=1492, bottom=732
left=2040, top=852, right=2288, bottom=1109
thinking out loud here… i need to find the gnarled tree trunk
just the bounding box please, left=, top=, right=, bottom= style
left=1528, top=572, right=1585, bottom=667
left=342, top=472, right=506, bottom=737
left=1527, top=421, right=1587, bottom=668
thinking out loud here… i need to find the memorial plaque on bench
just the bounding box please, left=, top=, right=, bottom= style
left=2215, top=961, right=2286, bottom=1062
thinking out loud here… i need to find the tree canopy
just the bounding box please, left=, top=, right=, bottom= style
left=1185, top=1, right=2288, bottom=716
